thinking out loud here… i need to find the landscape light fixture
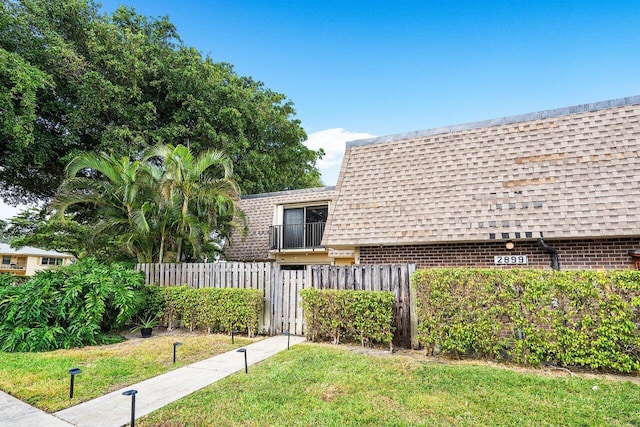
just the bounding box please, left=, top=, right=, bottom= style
left=505, top=241, right=515, bottom=250
left=122, top=389, right=138, bottom=427
left=237, top=348, right=248, bottom=373
left=231, top=329, right=240, bottom=344
left=173, top=342, right=183, bottom=364
left=283, top=330, right=290, bottom=350
left=69, top=368, right=81, bottom=399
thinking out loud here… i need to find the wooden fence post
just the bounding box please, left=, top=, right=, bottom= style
left=270, top=263, right=280, bottom=335
left=408, top=264, right=419, bottom=349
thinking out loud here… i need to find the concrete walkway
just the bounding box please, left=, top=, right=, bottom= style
left=2, top=335, right=304, bottom=427
left=0, top=391, right=73, bottom=427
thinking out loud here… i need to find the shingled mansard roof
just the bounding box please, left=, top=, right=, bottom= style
left=0, top=243, right=72, bottom=258
left=226, top=187, right=335, bottom=261
left=323, top=95, right=640, bottom=249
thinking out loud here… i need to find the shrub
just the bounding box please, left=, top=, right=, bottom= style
left=300, top=289, right=395, bottom=347
left=413, top=268, right=640, bottom=373
left=161, top=286, right=190, bottom=331
left=161, top=287, right=263, bottom=336
left=0, top=273, right=27, bottom=286
left=0, top=258, right=150, bottom=352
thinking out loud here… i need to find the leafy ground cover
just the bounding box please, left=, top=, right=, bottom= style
left=0, top=331, right=259, bottom=412
left=139, top=343, right=640, bottom=427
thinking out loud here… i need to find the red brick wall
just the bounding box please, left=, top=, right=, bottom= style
left=359, top=238, right=640, bottom=270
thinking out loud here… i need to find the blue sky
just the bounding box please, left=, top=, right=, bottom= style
left=2, top=0, right=639, bottom=219
left=95, top=0, right=640, bottom=134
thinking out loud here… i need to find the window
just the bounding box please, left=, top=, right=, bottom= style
left=283, top=205, right=328, bottom=249
left=2, top=256, right=10, bottom=265
left=270, top=205, right=329, bottom=250
left=41, top=257, right=63, bottom=266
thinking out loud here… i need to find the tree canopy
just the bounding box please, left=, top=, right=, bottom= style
left=0, top=0, right=322, bottom=205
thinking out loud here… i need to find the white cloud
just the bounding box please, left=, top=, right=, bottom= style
left=0, top=201, right=32, bottom=221
left=303, top=128, right=374, bottom=185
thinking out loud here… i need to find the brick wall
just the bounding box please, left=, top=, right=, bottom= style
left=359, top=238, right=640, bottom=270
left=226, top=187, right=335, bottom=261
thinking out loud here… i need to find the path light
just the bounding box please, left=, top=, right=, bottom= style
left=231, top=329, right=240, bottom=344
left=237, top=348, right=248, bottom=373
left=173, top=342, right=183, bottom=364
left=69, top=368, right=81, bottom=399
left=122, top=389, right=138, bottom=427
left=283, top=330, right=290, bottom=350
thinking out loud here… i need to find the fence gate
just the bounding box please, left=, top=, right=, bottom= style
left=271, top=269, right=309, bottom=336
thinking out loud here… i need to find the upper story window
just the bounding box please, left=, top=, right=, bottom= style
left=41, top=257, right=63, bottom=266
left=270, top=205, right=328, bottom=250
left=2, top=256, right=10, bottom=265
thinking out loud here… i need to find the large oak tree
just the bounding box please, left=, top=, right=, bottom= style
left=0, top=0, right=322, bottom=205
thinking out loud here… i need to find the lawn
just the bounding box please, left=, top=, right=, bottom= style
left=0, top=331, right=260, bottom=412
left=138, top=343, right=640, bottom=427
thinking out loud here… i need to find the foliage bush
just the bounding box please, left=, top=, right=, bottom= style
left=0, top=273, right=28, bottom=287
left=0, top=273, right=17, bottom=287
left=161, top=286, right=263, bottom=336
left=0, top=259, right=153, bottom=352
left=413, top=268, right=640, bottom=373
left=300, top=289, right=395, bottom=347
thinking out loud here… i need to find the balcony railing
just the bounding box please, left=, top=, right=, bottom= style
left=0, top=264, right=26, bottom=270
left=269, top=222, right=326, bottom=250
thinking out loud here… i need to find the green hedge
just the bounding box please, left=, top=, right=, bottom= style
left=300, top=289, right=395, bottom=347
left=161, top=287, right=263, bottom=336
left=413, top=268, right=640, bottom=373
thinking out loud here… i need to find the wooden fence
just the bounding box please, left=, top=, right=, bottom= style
left=136, top=262, right=417, bottom=348
left=137, top=262, right=275, bottom=332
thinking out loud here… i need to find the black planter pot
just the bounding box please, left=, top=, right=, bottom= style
left=140, top=327, right=153, bottom=338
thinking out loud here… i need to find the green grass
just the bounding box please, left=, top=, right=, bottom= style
left=0, top=332, right=260, bottom=411
left=139, top=343, right=640, bottom=427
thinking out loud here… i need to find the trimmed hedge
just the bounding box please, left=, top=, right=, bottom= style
left=161, top=286, right=263, bottom=336
left=300, top=289, right=395, bottom=347
left=413, top=268, right=640, bottom=373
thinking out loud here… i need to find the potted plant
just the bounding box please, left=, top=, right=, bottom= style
left=130, top=314, right=160, bottom=338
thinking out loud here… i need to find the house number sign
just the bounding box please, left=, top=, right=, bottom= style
left=494, top=255, right=528, bottom=265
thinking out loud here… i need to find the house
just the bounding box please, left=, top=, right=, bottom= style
left=225, top=187, right=355, bottom=267
left=0, top=243, right=73, bottom=276
left=229, top=95, right=640, bottom=270
left=322, top=95, right=640, bottom=270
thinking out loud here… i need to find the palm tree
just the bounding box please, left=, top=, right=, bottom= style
left=53, top=145, right=245, bottom=263
left=143, top=144, right=244, bottom=262
left=53, top=152, right=158, bottom=262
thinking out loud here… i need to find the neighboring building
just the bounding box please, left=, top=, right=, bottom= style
left=225, top=187, right=355, bottom=267
left=229, top=95, right=640, bottom=270
left=0, top=243, right=73, bottom=276
left=322, top=95, right=640, bottom=270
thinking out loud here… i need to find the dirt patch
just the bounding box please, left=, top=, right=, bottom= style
left=320, top=384, right=345, bottom=402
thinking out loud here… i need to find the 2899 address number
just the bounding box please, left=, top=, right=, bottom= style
left=494, top=255, right=528, bottom=265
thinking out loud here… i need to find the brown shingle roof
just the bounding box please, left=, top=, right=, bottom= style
left=225, top=187, right=335, bottom=261
left=323, top=95, right=640, bottom=249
